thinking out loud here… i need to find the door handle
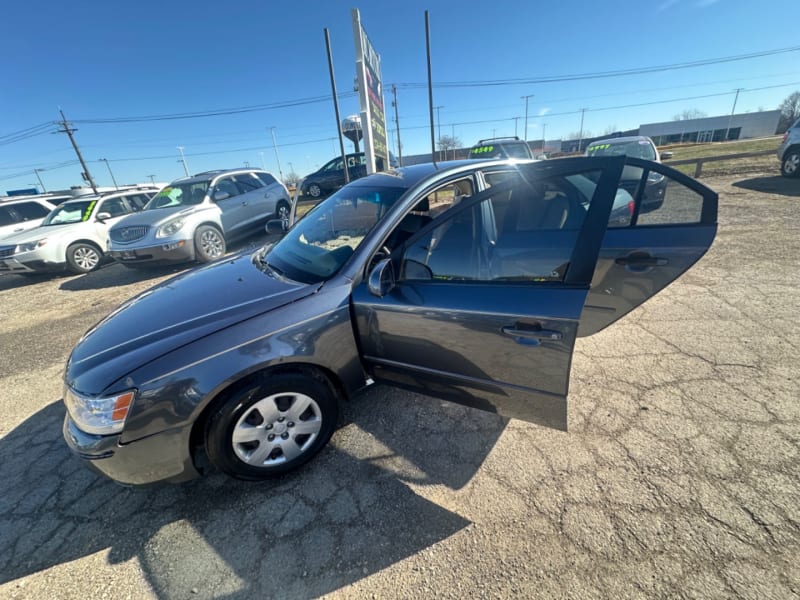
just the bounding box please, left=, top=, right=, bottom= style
left=501, top=325, right=562, bottom=341
left=241, top=201, right=249, bottom=206
left=615, top=256, right=668, bottom=267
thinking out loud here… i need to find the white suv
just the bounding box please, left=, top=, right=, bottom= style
left=0, top=197, right=59, bottom=241
left=0, top=188, right=157, bottom=274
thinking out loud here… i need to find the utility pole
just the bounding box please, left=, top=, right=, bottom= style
left=725, top=88, right=743, bottom=142
left=33, top=168, right=47, bottom=193
left=434, top=105, right=444, bottom=160
left=270, top=127, right=284, bottom=182
left=244, top=160, right=250, bottom=168
left=99, top=158, right=119, bottom=190
left=522, top=94, right=535, bottom=141
left=56, top=109, right=98, bottom=194
left=177, top=146, right=190, bottom=176
left=577, top=108, right=587, bottom=153
left=147, top=174, right=156, bottom=185
left=541, top=123, right=547, bottom=153
left=260, top=152, right=267, bottom=170
left=513, top=116, right=520, bottom=137
left=391, top=84, right=403, bottom=166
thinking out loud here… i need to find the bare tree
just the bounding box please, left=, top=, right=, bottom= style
left=777, top=91, right=800, bottom=133
left=437, top=135, right=461, bottom=159
left=672, top=109, right=708, bottom=121
left=283, top=171, right=301, bottom=187
left=602, top=124, right=619, bottom=136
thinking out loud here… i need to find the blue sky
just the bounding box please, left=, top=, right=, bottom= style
left=2, top=0, right=798, bottom=192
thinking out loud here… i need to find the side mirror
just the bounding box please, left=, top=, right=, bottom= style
left=213, top=190, right=230, bottom=202
left=96, top=212, right=112, bottom=222
left=265, top=218, right=287, bottom=235
left=368, top=258, right=395, bottom=297
left=660, top=151, right=673, bottom=160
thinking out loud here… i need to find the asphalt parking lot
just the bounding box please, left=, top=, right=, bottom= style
left=0, top=172, right=798, bottom=599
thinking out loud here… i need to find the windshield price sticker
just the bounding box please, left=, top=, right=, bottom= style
left=82, top=200, right=97, bottom=221
left=471, top=145, right=495, bottom=154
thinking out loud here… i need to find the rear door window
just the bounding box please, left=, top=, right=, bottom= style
left=10, top=202, right=50, bottom=221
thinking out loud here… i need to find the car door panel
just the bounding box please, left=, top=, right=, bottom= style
left=351, top=156, right=626, bottom=429
left=580, top=158, right=718, bottom=336
left=213, top=177, right=247, bottom=236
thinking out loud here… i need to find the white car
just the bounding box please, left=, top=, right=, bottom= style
left=0, top=188, right=156, bottom=274
left=0, top=197, right=59, bottom=241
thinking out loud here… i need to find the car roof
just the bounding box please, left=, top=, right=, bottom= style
left=174, top=168, right=271, bottom=184
left=350, top=158, right=537, bottom=190
left=590, top=135, right=653, bottom=145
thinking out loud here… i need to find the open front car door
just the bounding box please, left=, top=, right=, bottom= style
left=352, top=157, right=627, bottom=430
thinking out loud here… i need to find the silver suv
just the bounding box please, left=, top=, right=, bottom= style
left=108, top=169, right=290, bottom=266
left=778, top=118, right=800, bottom=178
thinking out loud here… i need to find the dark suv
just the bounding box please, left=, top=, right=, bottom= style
left=469, top=137, right=533, bottom=160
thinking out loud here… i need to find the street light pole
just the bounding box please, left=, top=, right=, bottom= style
left=522, top=94, right=534, bottom=141
left=147, top=174, right=156, bottom=185
left=99, top=158, right=119, bottom=190
left=577, top=108, right=587, bottom=153
left=725, top=88, right=743, bottom=142
left=177, top=146, right=190, bottom=176
left=541, top=123, right=547, bottom=153
left=434, top=105, right=444, bottom=160
left=270, top=127, right=284, bottom=182
left=33, top=168, right=47, bottom=193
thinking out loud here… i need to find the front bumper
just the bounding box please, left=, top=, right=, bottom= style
left=62, top=413, right=199, bottom=485
left=0, top=256, right=65, bottom=273
left=109, top=239, right=195, bottom=265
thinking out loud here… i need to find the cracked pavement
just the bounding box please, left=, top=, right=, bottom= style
left=0, top=172, right=798, bottom=599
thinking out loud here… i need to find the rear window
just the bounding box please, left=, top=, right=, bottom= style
left=587, top=140, right=657, bottom=161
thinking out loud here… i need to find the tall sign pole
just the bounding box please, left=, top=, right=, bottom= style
left=325, top=28, right=350, bottom=184
left=352, top=8, right=388, bottom=173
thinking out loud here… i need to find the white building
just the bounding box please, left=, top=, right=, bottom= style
left=640, top=110, right=781, bottom=145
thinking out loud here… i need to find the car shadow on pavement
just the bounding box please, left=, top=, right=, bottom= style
left=58, top=263, right=188, bottom=292
left=0, top=271, right=70, bottom=292
left=0, top=389, right=506, bottom=598
left=733, top=176, right=800, bottom=197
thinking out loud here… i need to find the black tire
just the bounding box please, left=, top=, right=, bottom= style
left=205, top=372, right=338, bottom=481
left=275, top=200, right=291, bottom=227
left=66, top=242, right=103, bottom=274
left=780, top=149, right=800, bottom=178
left=306, top=183, right=322, bottom=198
left=194, top=225, right=226, bottom=263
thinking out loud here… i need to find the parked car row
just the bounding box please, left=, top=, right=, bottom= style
left=0, top=168, right=291, bottom=274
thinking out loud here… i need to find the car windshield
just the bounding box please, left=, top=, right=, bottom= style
left=145, top=182, right=209, bottom=210
left=263, top=183, right=407, bottom=284
left=41, top=200, right=97, bottom=226
left=586, top=140, right=657, bottom=160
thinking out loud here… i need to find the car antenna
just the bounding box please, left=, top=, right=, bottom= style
left=425, top=11, right=437, bottom=168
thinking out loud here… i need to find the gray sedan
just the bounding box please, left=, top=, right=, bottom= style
left=63, top=156, right=717, bottom=485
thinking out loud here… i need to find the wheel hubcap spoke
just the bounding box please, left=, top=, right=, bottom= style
left=231, top=392, right=321, bottom=467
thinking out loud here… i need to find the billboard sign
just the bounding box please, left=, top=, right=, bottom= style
left=352, top=9, right=388, bottom=174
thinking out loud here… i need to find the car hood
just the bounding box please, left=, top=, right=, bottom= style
left=111, top=205, right=211, bottom=229
left=0, top=223, right=75, bottom=246
left=66, top=250, right=319, bottom=393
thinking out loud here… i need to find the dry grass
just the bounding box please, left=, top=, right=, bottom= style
left=662, top=136, right=781, bottom=177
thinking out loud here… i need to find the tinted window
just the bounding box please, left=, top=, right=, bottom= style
left=11, top=202, right=50, bottom=220
left=586, top=140, right=657, bottom=161
left=0, top=206, right=15, bottom=226
left=99, top=197, right=130, bottom=218
left=636, top=172, right=704, bottom=225
left=127, top=194, right=151, bottom=211
left=234, top=173, right=264, bottom=193
left=256, top=172, right=277, bottom=186
left=401, top=171, right=597, bottom=283
left=213, top=177, right=240, bottom=199
left=323, top=158, right=343, bottom=172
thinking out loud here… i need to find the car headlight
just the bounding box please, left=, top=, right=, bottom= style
left=64, top=386, right=135, bottom=435
left=156, top=217, right=186, bottom=238
left=16, top=239, right=47, bottom=253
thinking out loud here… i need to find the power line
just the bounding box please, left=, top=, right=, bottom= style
left=71, top=93, right=357, bottom=125
left=394, top=45, right=800, bottom=89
